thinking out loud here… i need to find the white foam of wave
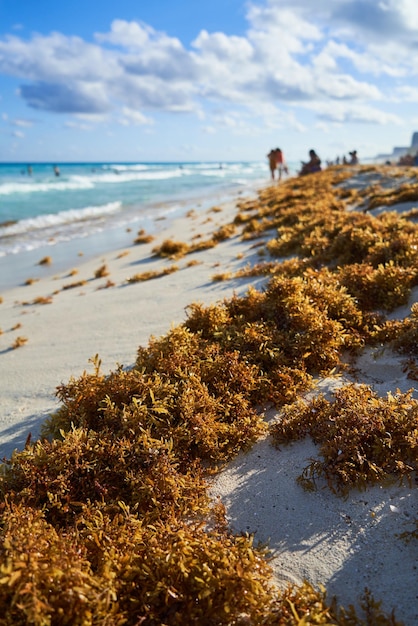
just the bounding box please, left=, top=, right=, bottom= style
left=187, top=163, right=256, bottom=173
left=199, top=169, right=227, bottom=178
left=0, top=178, right=95, bottom=195
left=0, top=201, right=122, bottom=236
left=103, top=162, right=260, bottom=178
left=103, top=164, right=149, bottom=172
left=0, top=170, right=185, bottom=196
left=187, top=163, right=223, bottom=170
left=88, top=169, right=185, bottom=184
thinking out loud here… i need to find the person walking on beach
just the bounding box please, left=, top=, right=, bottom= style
left=267, top=149, right=278, bottom=180
left=299, top=149, right=322, bottom=176
left=267, top=148, right=288, bottom=181
left=275, top=148, right=289, bottom=180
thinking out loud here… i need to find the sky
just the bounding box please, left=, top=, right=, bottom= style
left=1, top=0, right=418, bottom=163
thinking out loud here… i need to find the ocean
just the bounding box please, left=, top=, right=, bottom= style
left=0, top=161, right=275, bottom=290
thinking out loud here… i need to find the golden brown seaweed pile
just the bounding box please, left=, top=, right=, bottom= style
left=0, top=165, right=417, bottom=624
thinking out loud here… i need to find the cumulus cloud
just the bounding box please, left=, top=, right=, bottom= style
left=119, top=107, right=154, bottom=126
left=102, top=20, right=202, bottom=82
left=264, top=0, right=418, bottom=68
left=19, top=82, right=111, bottom=113
left=309, top=101, right=402, bottom=125
left=0, top=32, right=116, bottom=82
left=312, top=41, right=406, bottom=78
left=95, top=19, right=152, bottom=49
left=0, top=0, right=413, bottom=132
left=111, top=74, right=198, bottom=112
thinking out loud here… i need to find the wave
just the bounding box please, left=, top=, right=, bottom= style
left=0, top=169, right=188, bottom=195
left=105, top=162, right=227, bottom=172
left=0, top=178, right=95, bottom=195
left=85, top=169, right=185, bottom=184
left=0, top=201, right=122, bottom=237
left=0, top=163, right=264, bottom=197
left=103, top=164, right=149, bottom=172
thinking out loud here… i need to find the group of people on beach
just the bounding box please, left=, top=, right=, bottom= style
left=267, top=147, right=324, bottom=180
left=268, top=147, right=361, bottom=180
left=327, top=151, right=359, bottom=167
left=396, top=152, right=418, bottom=166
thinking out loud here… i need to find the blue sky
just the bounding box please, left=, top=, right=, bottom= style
left=1, top=0, right=418, bottom=163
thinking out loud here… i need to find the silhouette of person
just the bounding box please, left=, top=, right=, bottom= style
left=348, top=150, right=359, bottom=165
left=267, top=149, right=277, bottom=180
left=275, top=148, right=288, bottom=180
left=267, top=148, right=288, bottom=181
left=299, top=149, right=322, bottom=176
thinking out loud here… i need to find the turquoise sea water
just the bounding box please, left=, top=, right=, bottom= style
left=0, top=161, right=273, bottom=257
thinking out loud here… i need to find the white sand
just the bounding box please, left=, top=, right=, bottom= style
left=210, top=348, right=418, bottom=624
left=0, top=177, right=417, bottom=623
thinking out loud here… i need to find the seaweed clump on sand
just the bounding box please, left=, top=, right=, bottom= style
left=152, top=223, right=237, bottom=262
left=0, top=166, right=414, bottom=624
left=270, top=384, right=417, bottom=494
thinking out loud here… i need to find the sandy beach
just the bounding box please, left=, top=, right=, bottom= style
left=0, top=194, right=264, bottom=457
left=0, top=165, right=417, bottom=624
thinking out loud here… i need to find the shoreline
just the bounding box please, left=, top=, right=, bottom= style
left=0, top=186, right=268, bottom=458
left=0, top=180, right=267, bottom=291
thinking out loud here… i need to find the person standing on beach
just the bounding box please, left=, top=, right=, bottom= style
left=275, top=148, right=289, bottom=180
left=267, top=148, right=288, bottom=181
left=267, top=149, right=277, bottom=180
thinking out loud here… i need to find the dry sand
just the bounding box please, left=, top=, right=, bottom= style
left=0, top=173, right=417, bottom=624
left=210, top=347, right=418, bottom=624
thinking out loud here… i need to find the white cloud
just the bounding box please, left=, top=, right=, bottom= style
left=64, top=120, right=91, bottom=130
left=0, top=1, right=415, bottom=138
left=264, top=109, right=306, bottom=132
left=193, top=30, right=253, bottom=61
left=95, top=19, right=151, bottom=49
left=19, top=81, right=111, bottom=113
left=308, top=101, right=402, bottom=125
left=119, top=107, right=154, bottom=126
left=111, top=73, right=198, bottom=112
left=11, top=118, right=33, bottom=127
left=0, top=32, right=117, bottom=82
left=246, top=5, right=322, bottom=48
left=312, top=41, right=405, bottom=78
left=315, top=73, right=381, bottom=100
left=395, top=86, right=418, bottom=102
